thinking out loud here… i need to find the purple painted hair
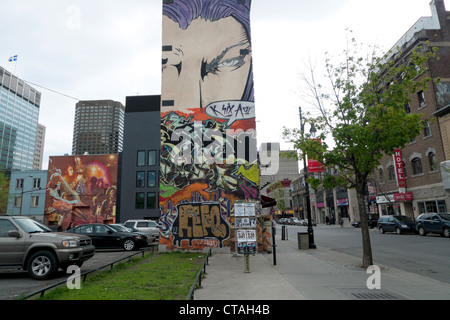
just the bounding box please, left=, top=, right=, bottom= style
left=163, top=0, right=254, bottom=102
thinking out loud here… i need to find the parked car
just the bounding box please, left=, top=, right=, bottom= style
left=124, top=220, right=160, bottom=242
left=0, top=216, right=95, bottom=280
left=351, top=216, right=379, bottom=229
left=377, top=215, right=416, bottom=235
left=109, top=223, right=154, bottom=245
left=415, top=213, right=450, bottom=238
left=66, top=223, right=148, bottom=251
left=289, top=217, right=303, bottom=226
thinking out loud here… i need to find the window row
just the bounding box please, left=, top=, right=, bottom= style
left=136, top=171, right=157, bottom=188
left=13, top=195, right=40, bottom=207
left=137, top=150, right=157, bottom=167
left=378, top=152, right=437, bottom=182
left=135, top=192, right=157, bottom=209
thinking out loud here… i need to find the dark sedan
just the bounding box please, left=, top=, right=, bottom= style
left=66, top=223, right=148, bottom=251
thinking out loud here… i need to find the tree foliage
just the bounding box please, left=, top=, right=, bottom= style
left=283, top=32, right=439, bottom=267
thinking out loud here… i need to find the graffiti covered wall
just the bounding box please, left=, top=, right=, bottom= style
left=45, top=154, right=118, bottom=230
left=160, top=0, right=259, bottom=250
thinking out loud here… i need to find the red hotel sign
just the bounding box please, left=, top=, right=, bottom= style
left=393, top=148, right=406, bottom=188
left=394, top=192, right=413, bottom=202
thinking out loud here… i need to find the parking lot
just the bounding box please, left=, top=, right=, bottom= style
left=0, top=245, right=156, bottom=300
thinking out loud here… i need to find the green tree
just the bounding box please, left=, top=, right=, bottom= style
left=0, top=172, right=10, bottom=214
left=283, top=33, right=439, bottom=268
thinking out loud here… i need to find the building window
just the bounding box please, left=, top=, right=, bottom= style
left=136, top=171, right=145, bottom=188
left=423, top=120, right=431, bottom=137
left=417, top=91, right=426, bottom=108
left=147, top=192, right=156, bottom=209
left=14, top=197, right=22, bottom=207
left=33, top=178, right=40, bottom=189
left=411, top=157, right=423, bottom=175
left=148, top=150, right=157, bottom=166
left=15, top=179, right=24, bottom=189
left=147, top=171, right=156, bottom=188
left=428, top=152, right=437, bottom=171
left=378, top=168, right=384, bottom=183
left=404, top=103, right=411, bottom=114
left=135, top=192, right=145, bottom=209
left=388, top=165, right=395, bottom=181
left=137, top=151, right=145, bottom=167
left=31, top=196, right=39, bottom=207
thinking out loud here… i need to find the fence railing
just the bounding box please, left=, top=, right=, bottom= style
left=185, top=248, right=212, bottom=300
left=23, top=248, right=152, bottom=300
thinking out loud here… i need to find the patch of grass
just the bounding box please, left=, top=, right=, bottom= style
left=37, top=251, right=206, bottom=300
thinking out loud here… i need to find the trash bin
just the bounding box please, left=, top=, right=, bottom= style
left=298, top=232, right=309, bottom=250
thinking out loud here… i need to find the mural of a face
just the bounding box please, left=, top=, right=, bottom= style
left=160, top=0, right=258, bottom=251
left=162, top=15, right=252, bottom=110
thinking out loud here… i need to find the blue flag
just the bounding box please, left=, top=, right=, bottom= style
left=8, top=55, right=17, bottom=62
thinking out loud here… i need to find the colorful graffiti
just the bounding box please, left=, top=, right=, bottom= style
left=45, top=154, right=118, bottom=230
left=160, top=0, right=259, bottom=250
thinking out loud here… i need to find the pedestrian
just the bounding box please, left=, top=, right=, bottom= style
left=339, top=218, right=344, bottom=227
left=325, top=216, right=330, bottom=225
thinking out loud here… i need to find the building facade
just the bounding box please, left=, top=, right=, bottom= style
left=159, top=0, right=259, bottom=251
left=260, top=142, right=300, bottom=218
left=7, top=170, right=47, bottom=222
left=0, top=66, right=41, bottom=171
left=374, top=0, right=450, bottom=218
left=45, top=154, right=119, bottom=230
left=118, top=95, right=160, bottom=223
left=33, top=123, right=46, bottom=170
left=72, top=100, right=125, bottom=155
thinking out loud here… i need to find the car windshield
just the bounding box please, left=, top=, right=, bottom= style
left=14, top=218, right=52, bottom=233
left=438, top=213, right=450, bottom=221
left=395, top=216, right=413, bottom=222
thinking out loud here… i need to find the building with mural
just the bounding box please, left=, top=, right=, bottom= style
left=45, top=154, right=118, bottom=230
left=159, top=0, right=260, bottom=251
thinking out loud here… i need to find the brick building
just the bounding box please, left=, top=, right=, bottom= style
left=375, top=0, right=450, bottom=218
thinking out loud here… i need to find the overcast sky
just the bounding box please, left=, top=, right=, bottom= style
left=0, top=0, right=447, bottom=170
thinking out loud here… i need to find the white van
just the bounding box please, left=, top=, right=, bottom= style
left=124, top=220, right=160, bottom=242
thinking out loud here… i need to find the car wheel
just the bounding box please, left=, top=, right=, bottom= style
left=27, top=250, right=58, bottom=280
left=123, top=239, right=135, bottom=251
left=418, top=227, right=427, bottom=236
left=443, top=228, right=450, bottom=238
left=396, top=227, right=402, bottom=235
left=379, top=227, right=385, bottom=234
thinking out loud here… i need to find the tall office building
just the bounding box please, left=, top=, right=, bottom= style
left=0, top=66, right=40, bottom=170
left=72, top=100, right=125, bottom=155
left=33, top=123, right=46, bottom=170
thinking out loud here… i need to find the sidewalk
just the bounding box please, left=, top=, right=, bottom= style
left=194, top=227, right=450, bottom=300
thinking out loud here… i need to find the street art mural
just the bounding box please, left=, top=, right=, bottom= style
left=160, top=0, right=259, bottom=250
left=45, top=154, right=118, bottom=230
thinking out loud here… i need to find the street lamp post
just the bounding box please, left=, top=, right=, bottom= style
left=299, top=107, right=316, bottom=249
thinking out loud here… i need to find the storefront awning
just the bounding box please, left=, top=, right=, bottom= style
left=261, top=195, right=277, bottom=208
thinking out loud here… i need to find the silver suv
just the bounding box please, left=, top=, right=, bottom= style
left=0, top=216, right=95, bottom=280
left=124, top=220, right=160, bottom=243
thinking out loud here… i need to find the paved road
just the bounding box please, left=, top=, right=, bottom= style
left=0, top=246, right=156, bottom=300
left=281, top=224, right=450, bottom=284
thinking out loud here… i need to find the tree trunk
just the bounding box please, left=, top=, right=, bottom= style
left=356, top=182, right=373, bottom=268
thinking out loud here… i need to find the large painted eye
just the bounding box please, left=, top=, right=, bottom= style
left=218, top=58, right=241, bottom=68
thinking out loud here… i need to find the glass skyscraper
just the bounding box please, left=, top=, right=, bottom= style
left=0, top=66, right=40, bottom=170
left=72, top=100, right=125, bottom=155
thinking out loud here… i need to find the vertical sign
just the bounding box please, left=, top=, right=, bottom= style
left=307, top=139, right=324, bottom=172
left=393, top=148, right=406, bottom=188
